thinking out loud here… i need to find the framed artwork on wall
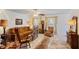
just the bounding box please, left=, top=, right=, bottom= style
left=15, top=19, right=23, bottom=25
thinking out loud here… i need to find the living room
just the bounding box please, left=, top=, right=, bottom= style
left=0, top=9, right=79, bottom=49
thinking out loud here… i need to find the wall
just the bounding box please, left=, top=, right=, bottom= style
left=0, top=10, right=31, bottom=30
left=46, top=13, right=72, bottom=41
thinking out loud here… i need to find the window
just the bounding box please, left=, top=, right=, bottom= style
left=46, top=16, right=57, bottom=34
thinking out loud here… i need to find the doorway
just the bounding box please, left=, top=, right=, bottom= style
left=46, top=16, right=57, bottom=34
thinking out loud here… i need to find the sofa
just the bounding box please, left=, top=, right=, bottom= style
left=7, top=27, right=32, bottom=38
left=6, top=26, right=33, bottom=48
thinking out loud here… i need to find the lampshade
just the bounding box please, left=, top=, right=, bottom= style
left=68, top=19, right=76, bottom=25
left=0, top=19, right=8, bottom=27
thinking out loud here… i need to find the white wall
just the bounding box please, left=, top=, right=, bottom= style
left=57, top=14, right=72, bottom=41
left=0, top=10, right=31, bottom=30
left=46, top=13, right=72, bottom=41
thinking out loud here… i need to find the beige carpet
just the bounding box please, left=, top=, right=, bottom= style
left=35, top=36, right=50, bottom=49
left=48, top=35, right=71, bottom=49
left=33, top=34, right=70, bottom=49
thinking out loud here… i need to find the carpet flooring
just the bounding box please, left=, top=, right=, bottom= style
left=32, top=34, right=70, bottom=49
left=20, top=34, right=70, bottom=49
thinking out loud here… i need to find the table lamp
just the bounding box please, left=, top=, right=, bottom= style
left=68, top=16, right=78, bottom=33
left=0, top=19, right=8, bottom=34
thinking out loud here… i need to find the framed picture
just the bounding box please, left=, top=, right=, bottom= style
left=15, top=19, right=22, bottom=25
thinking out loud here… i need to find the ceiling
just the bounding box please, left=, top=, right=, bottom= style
left=7, top=9, right=72, bottom=15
